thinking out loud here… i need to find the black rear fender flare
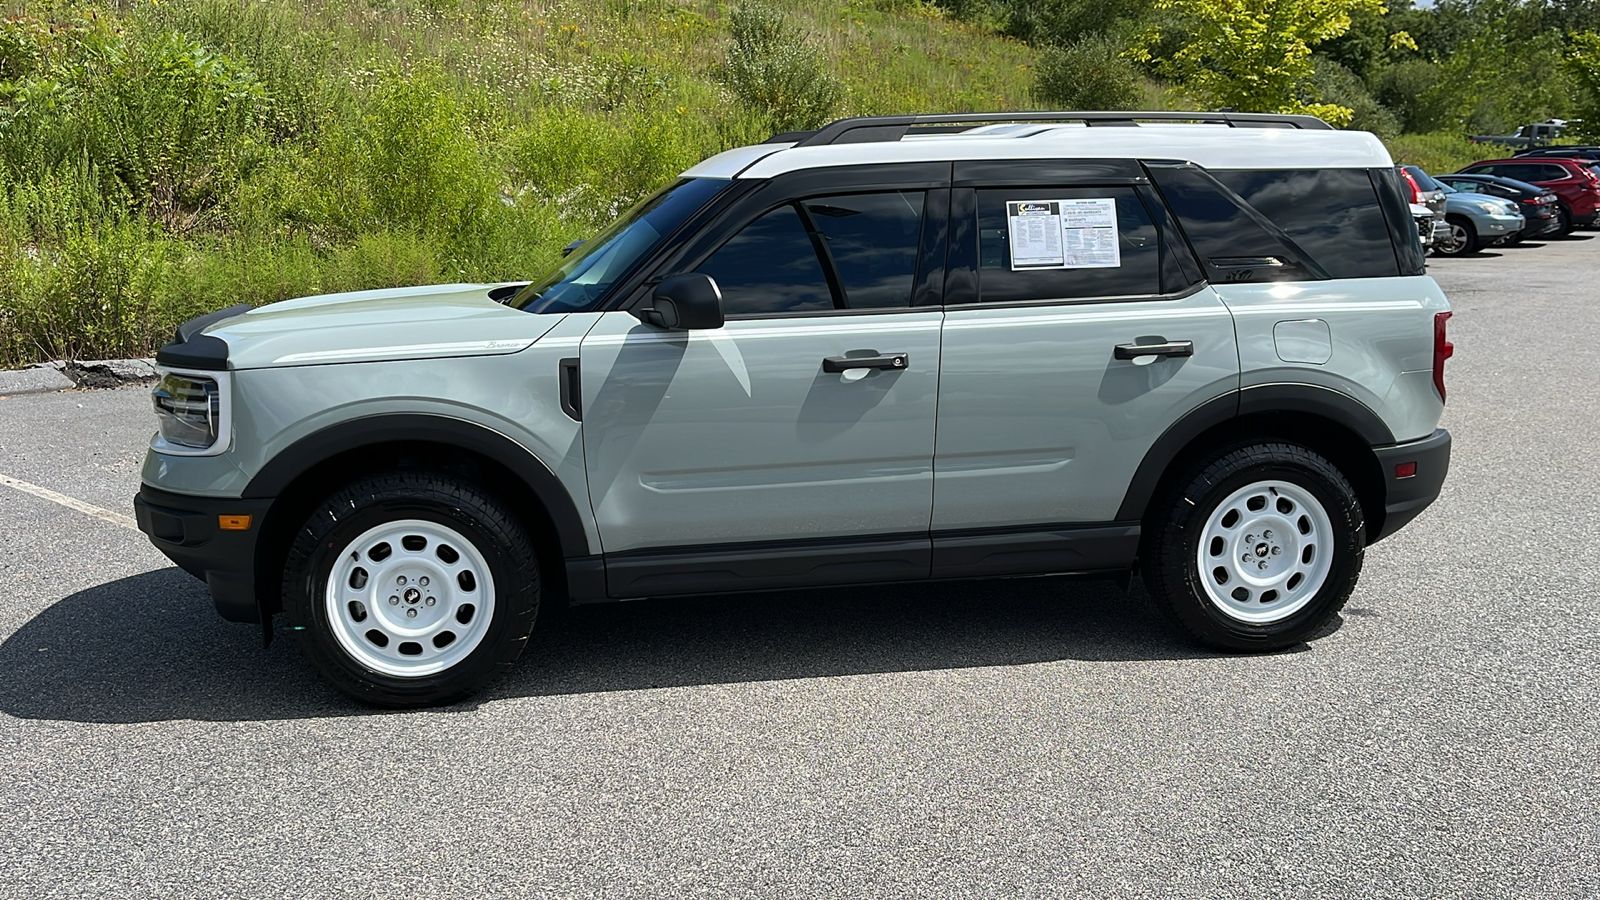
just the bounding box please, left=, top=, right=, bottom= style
left=1116, top=384, right=1394, bottom=522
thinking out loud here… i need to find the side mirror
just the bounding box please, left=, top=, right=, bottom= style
left=562, top=239, right=585, bottom=257
left=633, top=273, right=724, bottom=330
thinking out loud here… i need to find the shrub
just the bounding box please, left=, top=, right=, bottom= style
left=1031, top=37, right=1142, bottom=110
left=1311, top=56, right=1400, bottom=136
left=718, top=3, right=843, bottom=133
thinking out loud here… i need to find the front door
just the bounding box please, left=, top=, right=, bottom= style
left=579, top=187, right=944, bottom=596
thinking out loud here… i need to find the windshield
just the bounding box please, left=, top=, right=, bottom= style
left=511, top=177, right=729, bottom=313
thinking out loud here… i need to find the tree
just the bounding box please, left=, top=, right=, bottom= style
left=1568, top=31, right=1600, bottom=142
left=1132, top=0, right=1393, bottom=125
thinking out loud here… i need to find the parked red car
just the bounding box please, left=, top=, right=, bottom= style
left=1457, top=157, right=1600, bottom=234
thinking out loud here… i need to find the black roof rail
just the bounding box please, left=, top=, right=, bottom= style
left=793, top=110, right=1334, bottom=147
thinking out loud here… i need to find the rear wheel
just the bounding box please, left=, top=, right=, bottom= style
left=1555, top=204, right=1574, bottom=235
left=1143, top=443, right=1364, bottom=651
left=282, top=471, right=540, bottom=707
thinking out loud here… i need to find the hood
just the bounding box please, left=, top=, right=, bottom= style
left=1445, top=193, right=1518, bottom=216
left=174, top=283, right=564, bottom=370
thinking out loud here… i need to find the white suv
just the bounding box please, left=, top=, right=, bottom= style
left=136, top=112, right=1454, bottom=706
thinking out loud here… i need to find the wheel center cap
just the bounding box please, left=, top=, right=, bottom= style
left=1255, top=542, right=1270, bottom=557
left=404, top=588, right=421, bottom=604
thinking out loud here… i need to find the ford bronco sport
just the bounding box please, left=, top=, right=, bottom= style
left=136, top=111, right=1454, bottom=707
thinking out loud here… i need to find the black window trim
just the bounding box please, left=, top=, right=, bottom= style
left=628, top=162, right=952, bottom=319
left=941, top=279, right=1209, bottom=312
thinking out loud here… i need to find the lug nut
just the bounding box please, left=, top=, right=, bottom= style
left=1272, top=547, right=1282, bottom=556
left=1245, top=534, right=1255, bottom=543
left=388, top=596, right=399, bottom=605
left=419, top=577, right=430, bottom=587
left=1258, top=561, right=1269, bottom=570
left=406, top=608, right=417, bottom=618
left=425, top=597, right=436, bottom=607
left=1242, top=554, right=1253, bottom=564
left=1263, top=530, right=1273, bottom=540
left=397, top=575, right=407, bottom=586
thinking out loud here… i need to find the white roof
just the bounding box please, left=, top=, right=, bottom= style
left=680, top=124, right=1393, bottom=180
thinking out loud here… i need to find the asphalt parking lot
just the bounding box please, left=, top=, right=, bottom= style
left=2, top=235, right=1598, bottom=898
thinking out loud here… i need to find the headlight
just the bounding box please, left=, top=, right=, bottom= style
left=1473, top=200, right=1507, bottom=215
left=151, top=370, right=231, bottom=454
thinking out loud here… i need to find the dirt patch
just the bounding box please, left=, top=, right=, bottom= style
left=61, top=361, right=157, bottom=390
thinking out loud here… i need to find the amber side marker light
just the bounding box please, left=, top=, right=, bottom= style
left=218, top=514, right=253, bottom=531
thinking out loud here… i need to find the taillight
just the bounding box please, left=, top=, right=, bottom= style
left=1400, top=169, right=1422, bottom=203
left=1433, top=312, right=1454, bottom=403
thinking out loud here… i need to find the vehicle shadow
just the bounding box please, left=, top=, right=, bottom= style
left=0, top=566, right=1233, bottom=725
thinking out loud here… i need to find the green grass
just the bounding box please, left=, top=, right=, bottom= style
left=1383, top=131, right=1485, bottom=176
left=0, top=0, right=1042, bottom=366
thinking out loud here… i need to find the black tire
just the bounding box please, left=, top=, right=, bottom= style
left=1435, top=215, right=1478, bottom=256
left=1555, top=204, right=1574, bottom=236
left=282, top=470, right=540, bottom=707
left=1142, top=442, right=1364, bottom=652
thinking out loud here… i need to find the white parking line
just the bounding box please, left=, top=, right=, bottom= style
left=0, top=473, right=139, bottom=531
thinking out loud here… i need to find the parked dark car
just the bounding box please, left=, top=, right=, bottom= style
left=1458, top=157, right=1600, bottom=233
left=1432, top=173, right=1563, bottom=241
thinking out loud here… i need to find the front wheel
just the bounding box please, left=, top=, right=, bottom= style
left=282, top=471, right=540, bottom=707
left=1435, top=215, right=1478, bottom=256
left=1142, top=443, right=1364, bottom=651
left=1555, top=204, right=1574, bottom=236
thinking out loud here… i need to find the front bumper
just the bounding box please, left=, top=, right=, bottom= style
left=1479, top=213, right=1523, bottom=237
left=1370, top=428, right=1451, bottom=543
left=134, top=484, right=273, bottom=623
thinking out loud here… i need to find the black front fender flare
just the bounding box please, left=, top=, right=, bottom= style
left=243, top=414, right=590, bottom=558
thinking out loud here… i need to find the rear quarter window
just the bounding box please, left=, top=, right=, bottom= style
left=1211, top=169, right=1400, bottom=279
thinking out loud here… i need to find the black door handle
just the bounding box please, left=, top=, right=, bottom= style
left=1114, top=341, right=1193, bottom=360
left=823, top=352, right=909, bottom=373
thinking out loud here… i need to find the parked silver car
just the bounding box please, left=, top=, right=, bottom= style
left=1434, top=183, right=1525, bottom=255
left=136, top=112, right=1455, bottom=706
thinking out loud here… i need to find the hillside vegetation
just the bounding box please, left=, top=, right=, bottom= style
left=0, top=0, right=1034, bottom=365
left=1, top=0, right=1596, bottom=366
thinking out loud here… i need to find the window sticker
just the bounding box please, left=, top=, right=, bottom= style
left=1006, top=198, right=1122, bottom=270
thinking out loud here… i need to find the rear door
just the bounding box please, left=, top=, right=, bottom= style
left=930, top=160, right=1238, bottom=576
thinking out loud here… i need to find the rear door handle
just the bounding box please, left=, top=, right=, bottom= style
left=823, top=352, right=909, bottom=373
left=1114, top=341, right=1193, bottom=360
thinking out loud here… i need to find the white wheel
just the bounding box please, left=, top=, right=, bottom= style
left=1196, top=480, right=1335, bottom=625
left=325, top=519, right=498, bottom=678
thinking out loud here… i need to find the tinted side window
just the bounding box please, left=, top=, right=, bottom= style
left=696, top=205, right=833, bottom=315
left=799, top=192, right=924, bottom=308
left=1147, top=166, right=1322, bottom=282
left=974, top=187, right=1162, bottom=302
left=1491, top=164, right=1544, bottom=182
left=1212, top=169, right=1400, bottom=279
